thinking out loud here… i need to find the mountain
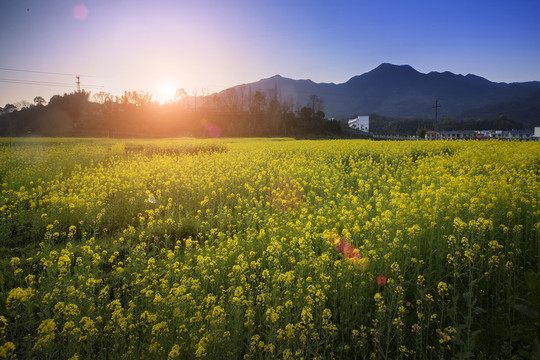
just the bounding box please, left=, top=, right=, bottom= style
left=223, top=63, right=540, bottom=124
left=457, top=90, right=540, bottom=124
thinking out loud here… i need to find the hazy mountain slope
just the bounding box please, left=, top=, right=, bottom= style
left=458, top=90, right=540, bottom=124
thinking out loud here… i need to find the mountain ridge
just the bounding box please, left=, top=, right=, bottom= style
left=223, top=63, right=540, bottom=124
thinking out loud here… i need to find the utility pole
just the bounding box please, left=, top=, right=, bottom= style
left=76, top=76, right=81, bottom=92
left=433, top=99, right=441, bottom=123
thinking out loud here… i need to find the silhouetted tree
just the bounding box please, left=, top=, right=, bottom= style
left=250, top=91, right=267, bottom=113
left=45, top=91, right=91, bottom=135
left=1, top=104, right=17, bottom=114
left=33, top=96, right=46, bottom=106
left=249, top=91, right=266, bottom=136
left=299, top=106, right=314, bottom=136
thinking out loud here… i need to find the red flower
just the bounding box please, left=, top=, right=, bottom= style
left=343, top=244, right=359, bottom=259
left=377, top=275, right=387, bottom=286
left=334, top=237, right=350, bottom=253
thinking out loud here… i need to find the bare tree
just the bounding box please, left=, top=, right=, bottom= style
left=92, top=91, right=113, bottom=104
left=308, top=94, right=324, bottom=113
left=14, top=100, right=32, bottom=110
left=174, top=88, right=187, bottom=102
left=119, top=91, right=153, bottom=106
left=222, top=88, right=239, bottom=112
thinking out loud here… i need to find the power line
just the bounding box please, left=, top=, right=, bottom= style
left=0, top=78, right=74, bottom=86
left=0, top=78, right=104, bottom=90
left=0, top=67, right=103, bottom=91
left=0, top=67, right=96, bottom=78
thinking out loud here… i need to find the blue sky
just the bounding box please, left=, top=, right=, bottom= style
left=1, top=0, right=540, bottom=105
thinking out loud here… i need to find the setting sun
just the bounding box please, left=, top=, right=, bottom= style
left=155, top=79, right=178, bottom=104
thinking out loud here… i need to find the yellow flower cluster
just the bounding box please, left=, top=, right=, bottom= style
left=0, top=138, right=538, bottom=359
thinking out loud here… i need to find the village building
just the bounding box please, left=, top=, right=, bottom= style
left=348, top=115, right=369, bottom=133
left=424, top=129, right=535, bottom=141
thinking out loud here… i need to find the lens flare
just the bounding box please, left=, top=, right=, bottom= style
left=73, top=4, right=89, bottom=20
left=205, top=124, right=222, bottom=138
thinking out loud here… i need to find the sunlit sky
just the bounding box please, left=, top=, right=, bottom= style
left=1, top=0, right=540, bottom=105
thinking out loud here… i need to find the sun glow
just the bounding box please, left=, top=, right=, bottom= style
left=155, top=79, right=178, bottom=104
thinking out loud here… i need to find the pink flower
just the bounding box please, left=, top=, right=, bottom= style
left=377, top=275, right=387, bottom=286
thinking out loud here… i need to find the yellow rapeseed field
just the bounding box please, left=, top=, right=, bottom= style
left=0, top=138, right=538, bottom=359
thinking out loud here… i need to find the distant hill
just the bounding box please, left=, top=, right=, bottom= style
left=224, top=63, right=540, bottom=124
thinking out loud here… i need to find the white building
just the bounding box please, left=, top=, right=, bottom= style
left=348, top=115, right=369, bottom=133
left=534, top=127, right=540, bottom=141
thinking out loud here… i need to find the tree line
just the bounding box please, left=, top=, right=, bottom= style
left=2, top=89, right=528, bottom=138
left=0, top=89, right=342, bottom=138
